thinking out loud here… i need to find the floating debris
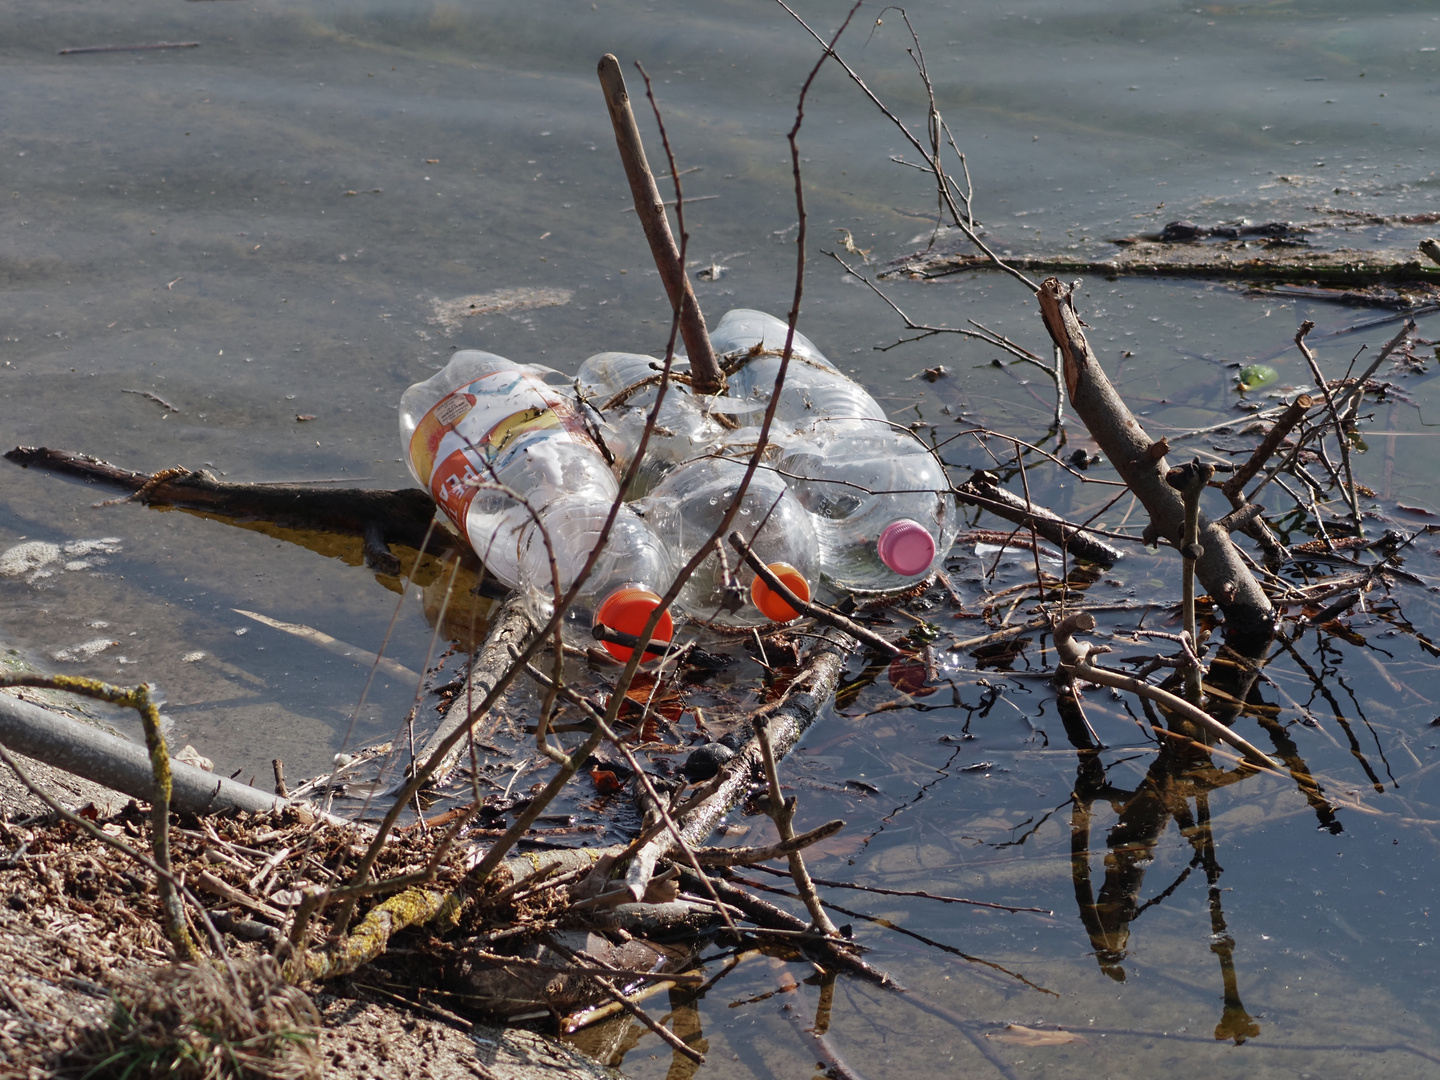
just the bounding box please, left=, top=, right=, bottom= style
left=0, top=538, right=122, bottom=584
left=53, top=638, right=120, bottom=663
left=1237, top=363, right=1280, bottom=392
left=428, top=287, right=573, bottom=335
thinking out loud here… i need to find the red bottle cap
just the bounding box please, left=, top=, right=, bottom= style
left=751, top=562, right=811, bottom=623
left=877, top=519, right=936, bottom=576
left=594, top=587, right=673, bottom=662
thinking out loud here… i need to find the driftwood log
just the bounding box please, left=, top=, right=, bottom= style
left=0, top=689, right=342, bottom=821
left=411, top=595, right=537, bottom=790
left=1035, top=280, right=1275, bottom=642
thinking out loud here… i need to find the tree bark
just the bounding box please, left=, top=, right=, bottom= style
left=597, top=54, right=723, bottom=394
left=1035, top=279, right=1274, bottom=641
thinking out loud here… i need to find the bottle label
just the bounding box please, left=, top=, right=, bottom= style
left=409, top=370, right=593, bottom=532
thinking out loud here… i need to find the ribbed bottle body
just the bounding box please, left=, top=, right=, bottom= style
left=401, top=351, right=675, bottom=659
left=575, top=351, right=723, bottom=497
left=639, top=456, right=817, bottom=628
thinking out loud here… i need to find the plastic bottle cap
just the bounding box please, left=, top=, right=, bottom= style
left=877, top=520, right=936, bottom=576
left=751, top=562, right=811, bottom=623
left=594, top=587, right=673, bottom=662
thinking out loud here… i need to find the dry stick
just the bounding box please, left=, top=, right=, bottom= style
left=271, top=758, right=288, bottom=798
left=750, top=869, right=1051, bottom=915
left=953, top=474, right=1123, bottom=567
left=598, top=54, right=721, bottom=394
left=691, top=819, right=845, bottom=866
left=545, top=938, right=704, bottom=1064
left=1340, top=318, right=1415, bottom=423
left=1293, top=320, right=1362, bottom=536
left=58, top=41, right=199, bottom=54
left=1165, top=461, right=1215, bottom=704
left=754, top=714, right=839, bottom=935
left=775, top=1, right=1036, bottom=293
left=1053, top=613, right=1278, bottom=769
left=1035, top=279, right=1275, bottom=641
left=1222, top=394, right=1315, bottom=502
left=727, top=533, right=902, bottom=654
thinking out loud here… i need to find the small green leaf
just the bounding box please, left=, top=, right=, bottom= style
left=1237, top=363, right=1278, bottom=392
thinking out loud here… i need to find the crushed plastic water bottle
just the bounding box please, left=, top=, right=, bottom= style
left=770, top=421, right=959, bottom=593
left=400, top=350, right=675, bottom=660
left=638, top=454, right=817, bottom=628
left=708, top=309, right=887, bottom=428
left=574, top=351, right=724, bottom=497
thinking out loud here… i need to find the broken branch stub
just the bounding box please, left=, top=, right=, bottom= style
left=597, top=54, right=722, bottom=394
left=1035, top=278, right=1274, bottom=641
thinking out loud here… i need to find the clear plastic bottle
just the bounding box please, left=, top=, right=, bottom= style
left=637, top=455, right=817, bottom=628
left=574, top=351, right=724, bottom=497
left=772, top=420, right=959, bottom=594
left=399, top=351, right=675, bottom=660
left=707, top=309, right=887, bottom=428
left=703, top=310, right=953, bottom=592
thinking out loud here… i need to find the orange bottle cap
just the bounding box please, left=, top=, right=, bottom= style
left=594, top=586, right=673, bottom=662
left=751, top=562, right=811, bottom=623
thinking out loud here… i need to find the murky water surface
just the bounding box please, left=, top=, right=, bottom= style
left=5, top=1, right=1440, bottom=1076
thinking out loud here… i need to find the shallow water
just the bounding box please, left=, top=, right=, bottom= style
left=4, top=1, right=1440, bottom=1075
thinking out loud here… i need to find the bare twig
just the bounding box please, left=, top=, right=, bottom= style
left=598, top=55, right=721, bottom=394
left=1053, top=613, right=1278, bottom=769
left=775, top=1, right=1038, bottom=290
left=1339, top=318, right=1415, bottom=422
left=691, top=819, right=846, bottom=866
left=754, top=714, right=839, bottom=935
left=1293, top=320, right=1362, bottom=535
left=727, top=532, right=903, bottom=654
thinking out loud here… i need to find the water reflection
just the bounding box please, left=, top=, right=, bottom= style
left=1067, top=727, right=1258, bottom=1034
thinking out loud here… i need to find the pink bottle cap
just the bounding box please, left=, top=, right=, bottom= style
left=877, top=520, right=936, bottom=576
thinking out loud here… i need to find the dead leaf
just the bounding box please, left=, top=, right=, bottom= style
left=428, top=287, right=573, bottom=335
left=987, top=1024, right=1087, bottom=1047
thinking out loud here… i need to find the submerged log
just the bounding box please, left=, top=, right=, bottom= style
left=4, top=446, right=443, bottom=573
left=886, top=240, right=1440, bottom=290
